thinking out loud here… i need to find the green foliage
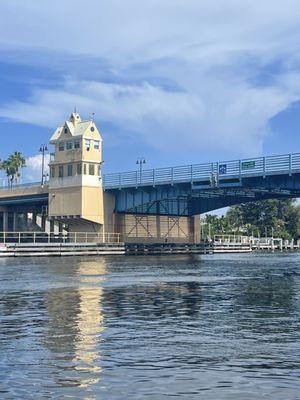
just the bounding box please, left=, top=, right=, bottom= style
left=0, top=151, right=26, bottom=187
left=203, top=199, right=300, bottom=239
left=203, top=214, right=234, bottom=237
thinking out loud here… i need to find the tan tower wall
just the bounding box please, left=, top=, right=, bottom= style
left=48, top=113, right=104, bottom=228
left=114, top=213, right=200, bottom=243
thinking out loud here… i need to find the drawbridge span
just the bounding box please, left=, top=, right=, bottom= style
left=103, top=153, right=300, bottom=216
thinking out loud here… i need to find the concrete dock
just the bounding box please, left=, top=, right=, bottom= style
left=0, top=242, right=125, bottom=257
left=0, top=232, right=298, bottom=257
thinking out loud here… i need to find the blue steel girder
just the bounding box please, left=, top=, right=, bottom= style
left=112, top=173, right=300, bottom=216
left=0, top=194, right=48, bottom=209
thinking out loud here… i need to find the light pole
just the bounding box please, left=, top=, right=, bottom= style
left=136, top=157, right=146, bottom=183
left=39, top=144, right=48, bottom=186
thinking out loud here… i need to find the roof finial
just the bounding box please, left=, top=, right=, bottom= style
left=92, top=112, right=95, bottom=122
left=74, top=106, right=77, bottom=114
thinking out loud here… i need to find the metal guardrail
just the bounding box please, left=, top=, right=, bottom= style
left=0, top=181, right=43, bottom=191
left=103, top=152, right=300, bottom=189
left=0, top=231, right=121, bottom=244
left=1, top=152, right=299, bottom=191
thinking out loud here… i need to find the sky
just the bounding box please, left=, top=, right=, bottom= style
left=1, top=0, right=300, bottom=184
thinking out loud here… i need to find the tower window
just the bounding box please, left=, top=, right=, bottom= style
left=58, top=142, right=64, bottom=151
left=66, top=141, right=73, bottom=150
left=64, top=128, right=68, bottom=134
left=85, top=139, right=91, bottom=150
left=77, top=163, right=82, bottom=175
left=89, top=164, right=95, bottom=175
left=74, top=139, right=80, bottom=149
left=67, top=164, right=73, bottom=176
left=83, top=164, right=87, bottom=174
left=90, top=126, right=95, bottom=132
left=50, top=167, right=55, bottom=178
left=59, top=165, right=64, bottom=178
left=94, top=140, right=100, bottom=150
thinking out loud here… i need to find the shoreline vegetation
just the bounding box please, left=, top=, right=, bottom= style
left=202, top=199, right=300, bottom=240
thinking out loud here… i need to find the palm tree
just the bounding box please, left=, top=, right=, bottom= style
left=9, top=151, right=26, bottom=184
left=0, top=159, right=14, bottom=187
left=0, top=152, right=26, bottom=187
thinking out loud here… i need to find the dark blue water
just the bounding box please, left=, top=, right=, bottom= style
left=0, top=253, right=300, bottom=399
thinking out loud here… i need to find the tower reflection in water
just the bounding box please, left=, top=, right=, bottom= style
left=43, top=258, right=107, bottom=391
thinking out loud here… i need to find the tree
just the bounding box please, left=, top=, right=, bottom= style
left=202, top=199, right=300, bottom=240
left=202, top=214, right=235, bottom=238
left=227, top=199, right=300, bottom=239
left=0, top=151, right=26, bottom=187
left=9, top=152, right=26, bottom=184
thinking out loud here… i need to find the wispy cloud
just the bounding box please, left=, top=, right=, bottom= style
left=0, top=75, right=297, bottom=158
left=1, top=0, right=300, bottom=162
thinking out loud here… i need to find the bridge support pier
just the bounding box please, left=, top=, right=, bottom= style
left=12, top=212, right=18, bottom=232
left=190, top=215, right=201, bottom=244
left=41, top=215, right=46, bottom=232
left=32, top=212, right=37, bottom=225
left=113, top=213, right=201, bottom=243
left=50, top=220, right=55, bottom=233
left=2, top=211, right=8, bottom=232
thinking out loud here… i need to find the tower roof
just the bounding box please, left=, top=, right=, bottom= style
left=70, top=112, right=81, bottom=124
left=50, top=112, right=101, bottom=143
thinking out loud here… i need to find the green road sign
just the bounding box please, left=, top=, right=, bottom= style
left=241, top=160, right=256, bottom=170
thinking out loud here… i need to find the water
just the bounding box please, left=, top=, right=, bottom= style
left=0, top=253, right=300, bottom=399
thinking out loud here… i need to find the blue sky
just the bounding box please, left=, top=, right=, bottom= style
left=1, top=0, right=300, bottom=182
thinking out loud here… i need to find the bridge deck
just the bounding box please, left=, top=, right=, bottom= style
left=103, top=153, right=300, bottom=190
left=0, top=183, right=49, bottom=205
left=0, top=153, right=299, bottom=195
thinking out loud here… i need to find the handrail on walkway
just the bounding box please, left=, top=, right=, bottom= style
left=0, top=231, right=121, bottom=244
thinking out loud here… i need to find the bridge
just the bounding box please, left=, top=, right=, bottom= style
left=0, top=113, right=299, bottom=243
left=103, top=152, right=300, bottom=216
left=1, top=152, right=299, bottom=217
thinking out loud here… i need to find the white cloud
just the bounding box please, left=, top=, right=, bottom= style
left=1, top=0, right=300, bottom=161
left=23, top=154, right=50, bottom=182
left=1, top=0, right=300, bottom=65
left=0, top=75, right=297, bottom=159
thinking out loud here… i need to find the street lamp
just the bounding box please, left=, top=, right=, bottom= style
left=136, top=157, right=146, bottom=183
left=39, top=144, right=48, bottom=186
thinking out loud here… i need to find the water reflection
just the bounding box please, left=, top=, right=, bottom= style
left=0, top=290, right=45, bottom=343
left=236, top=274, right=297, bottom=312
left=103, top=282, right=202, bottom=320
left=0, top=254, right=300, bottom=399
left=43, top=259, right=107, bottom=391
left=233, top=272, right=298, bottom=338
left=74, top=261, right=106, bottom=382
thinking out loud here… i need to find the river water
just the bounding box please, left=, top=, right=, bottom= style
left=0, top=253, right=300, bottom=399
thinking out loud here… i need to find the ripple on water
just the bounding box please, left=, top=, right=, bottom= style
left=0, top=254, right=299, bottom=399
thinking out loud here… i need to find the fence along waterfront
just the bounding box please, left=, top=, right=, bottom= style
left=103, top=152, right=300, bottom=189
left=0, top=232, right=121, bottom=244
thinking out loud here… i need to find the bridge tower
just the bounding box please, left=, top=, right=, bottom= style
left=48, top=112, right=104, bottom=232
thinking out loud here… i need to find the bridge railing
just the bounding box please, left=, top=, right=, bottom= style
left=103, top=152, right=300, bottom=189
left=0, top=231, right=121, bottom=244
left=0, top=181, right=42, bottom=191
left=1, top=152, right=299, bottom=191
